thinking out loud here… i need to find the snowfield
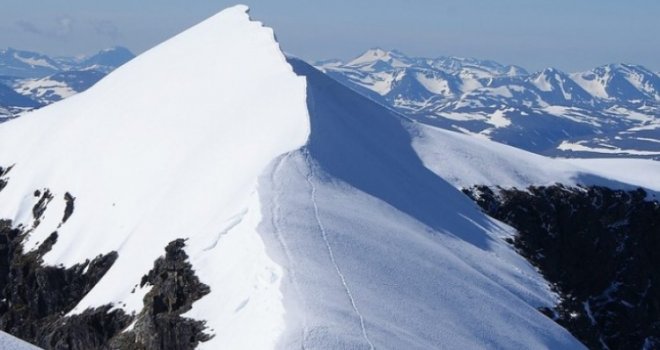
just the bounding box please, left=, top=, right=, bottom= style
left=412, top=123, right=660, bottom=197
left=0, top=5, right=308, bottom=349
left=0, top=4, right=657, bottom=350
left=0, top=332, right=41, bottom=350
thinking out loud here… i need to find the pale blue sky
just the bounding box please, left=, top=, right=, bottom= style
left=0, top=0, right=658, bottom=72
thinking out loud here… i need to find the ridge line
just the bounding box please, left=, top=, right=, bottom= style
left=303, top=149, right=376, bottom=350
left=270, top=152, right=309, bottom=349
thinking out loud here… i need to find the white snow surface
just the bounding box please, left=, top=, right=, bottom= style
left=557, top=141, right=660, bottom=156
left=570, top=72, right=609, bottom=99
left=0, top=332, right=41, bottom=350
left=412, top=122, right=660, bottom=195
left=2, top=4, right=658, bottom=350
left=559, top=158, right=660, bottom=193
left=412, top=124, right=577, bottom=189
left=13, top=53, right=58, bottom=70
left=260, top=59, right=586, bottom=349
left=14, top=78, right=77, bottom=103
left=0, top=5, right=308, bottom=349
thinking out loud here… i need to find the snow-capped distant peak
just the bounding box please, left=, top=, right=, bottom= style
left=572, top=63, right=660, bottom=102
left=530, top=67, right=565, bottom=91
left=504, top=65, right=528, bottom=77
left=347, top=48, right=410, bottom=68
left=349, top=48, right=389, bottom=64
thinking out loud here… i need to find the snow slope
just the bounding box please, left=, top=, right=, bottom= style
left=3, top=4, right=654, bottom=350
left=0, top=5, right=308, bottom=349
left=412, top=122, right=660, bottom=197
left=0, top=332, right=42, bottom=350
left=253, top=59, right=585, bottom=349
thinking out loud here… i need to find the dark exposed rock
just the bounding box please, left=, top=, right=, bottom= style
left=464, top=185, right=660, bottom=350
left=62, top=193, right=75, bottom=224
left=32, top=189, right=53, bottom=228
left=0, top=216, right=211, bottom=350
left=0, top=165, right=11, bottom=192
left=0, top=219, right=122, bottom=348
left=111, top=239, right=212, bottom=350
left=38, top=306, right=132, bottom=350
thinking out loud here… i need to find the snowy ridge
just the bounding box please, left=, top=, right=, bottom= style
left=0, top=5, right=657, bottom=350
left=0, top=5, right=309, bottom=349
left=254, top=58, right=587, bottom=349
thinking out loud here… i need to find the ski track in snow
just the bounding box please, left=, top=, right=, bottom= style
left=270, top=153, right=310, bottom=349
left=203, top=209, right=248, bottom=251
left=303, top=149, right=376, bottom=350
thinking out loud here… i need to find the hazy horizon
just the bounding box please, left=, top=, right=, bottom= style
left=1, top=1, right=658, bottom=72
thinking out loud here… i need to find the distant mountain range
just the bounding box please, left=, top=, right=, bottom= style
left=1, top=46, right=658, bottom=159
left=317, top=49, right=660, bottom=159
left=0, top=47, right=134, bottom=119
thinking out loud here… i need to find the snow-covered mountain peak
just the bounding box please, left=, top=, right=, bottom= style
left=79, top=46, right=135, bottom=73
left=0, top=6, right=309, bottom=348
left=529, top=67, right=572, bottom=92
left=348, top=48, right=390, bottom=63
left=503, top=64, right=528, bottom=76
left=0, top=6, right=590, bottom=348
left=572, top=63, right=660, bottom=102
left=347, top=48, right=410, bottom=68
left=0, top=48, right=62, bottom=78
left=0, top=4, right=657, bottom=349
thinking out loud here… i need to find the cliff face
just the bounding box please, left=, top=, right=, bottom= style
left=0, top=219, right=127, bottom=349
left=0, top=176, right=210, bottom=350
left=465, top=185, right=660, bottom=349
left=0, top=216, right=211, bottom=350
left=110, top=239, right=211, bottom=350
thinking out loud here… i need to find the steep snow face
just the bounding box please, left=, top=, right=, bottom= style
left=0, top=5, right=309, bottom=348
left=253, top=59, right=586, bottom=349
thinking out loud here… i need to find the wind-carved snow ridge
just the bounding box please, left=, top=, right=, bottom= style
left=0, top=4, right=310, bottom=349
left=303, top=149, right=375, bottom=350
left=268, top=153, right=310, bottom=348
left=202, top=209, right=248, bottom=251
left=258, top=57, right=586, bottom=349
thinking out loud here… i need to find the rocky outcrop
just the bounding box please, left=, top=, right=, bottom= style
left=0, top=169, right=211, bottom=349
left=0, top=166, right=11, bottom=192
left=32, top=190, right=53, bottom=228
left=0, top=220, right=123, bottom=347
left=111, top=239, right=212, bottom=350
left=464, top=185, right=660, bottom=350
left=62, top=193, right=75, bottom=225
left=38, top=306, right=132, bottom=350
left=0, top=218, right=212, bottom=350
